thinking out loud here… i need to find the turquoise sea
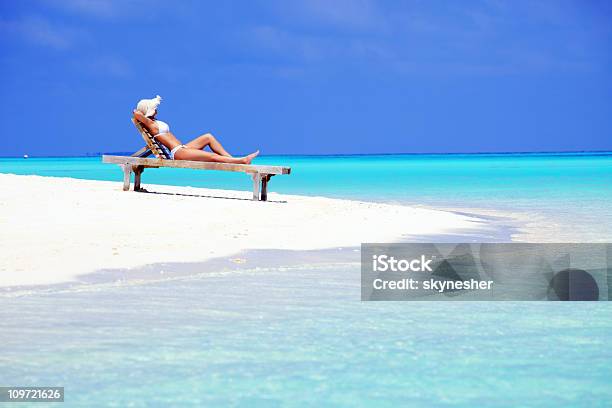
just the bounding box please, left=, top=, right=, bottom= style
left=1, top=152, right=612, bottom=406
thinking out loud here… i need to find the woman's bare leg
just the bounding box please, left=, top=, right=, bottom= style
left=174, top=148, right=259, bottom=164
left=184, top=133, right=232, bottom=157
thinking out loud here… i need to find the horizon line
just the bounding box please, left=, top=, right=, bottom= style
left=1, top=149, right=612, bottom=159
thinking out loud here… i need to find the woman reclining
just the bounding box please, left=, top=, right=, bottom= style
left=133, top=95, right=259, bottom=164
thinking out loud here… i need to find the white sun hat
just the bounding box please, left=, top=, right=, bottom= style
left=136, top=95, right=162, bottom=117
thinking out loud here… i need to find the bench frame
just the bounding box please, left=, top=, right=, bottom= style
left=102, top=118, right=290, bottom=201
left=102, top=155, right=290, bottom=201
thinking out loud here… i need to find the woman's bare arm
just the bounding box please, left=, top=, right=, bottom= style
left=133, top=110, right=158, bottom=134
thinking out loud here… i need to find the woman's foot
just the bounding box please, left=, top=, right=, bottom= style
left=241, top=150, right=260, bottom=164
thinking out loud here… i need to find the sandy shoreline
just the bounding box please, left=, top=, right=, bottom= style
left=0, top=174, right=497, bottom=287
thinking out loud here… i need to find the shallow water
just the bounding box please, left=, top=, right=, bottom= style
left=1, top=153, right=611, bottom=405
left=1, top=264, right=611, bottom=406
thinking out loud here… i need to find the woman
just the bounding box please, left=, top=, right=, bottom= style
left=133, top=95, right=259, bottom=164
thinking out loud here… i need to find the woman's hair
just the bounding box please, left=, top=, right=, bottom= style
left=136, top=95, right=162, bottom=117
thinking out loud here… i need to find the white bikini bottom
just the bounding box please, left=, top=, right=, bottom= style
left=170, top=145, right=187, bottom=160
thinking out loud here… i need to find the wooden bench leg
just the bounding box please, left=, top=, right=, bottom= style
left=252, top=173, right=261, bottom=200
left=133, top=166, right=144, bottom=191
left=121, top=164, right=132, bottom=191
left=261, top=174, right=273, bottom=201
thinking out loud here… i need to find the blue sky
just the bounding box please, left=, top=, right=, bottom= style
left=1, top=0, right=611, bottom=156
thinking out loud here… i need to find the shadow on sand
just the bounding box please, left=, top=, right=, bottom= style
left=136, top=188, right=288, bottom=203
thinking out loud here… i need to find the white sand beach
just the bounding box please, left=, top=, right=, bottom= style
left=0, top=174, right=492, bottom=287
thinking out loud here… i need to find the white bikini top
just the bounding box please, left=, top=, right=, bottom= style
left=154, top=120, right=170, bottom=135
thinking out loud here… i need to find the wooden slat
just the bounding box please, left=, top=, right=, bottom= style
left=103, top=155, right=291, bottom=175
left=132, top=118, right=170, bottom=159
left=132, top=146, right=153, bottom=158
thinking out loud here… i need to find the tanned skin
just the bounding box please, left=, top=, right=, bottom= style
left=133, top=109, right=259, bottom=164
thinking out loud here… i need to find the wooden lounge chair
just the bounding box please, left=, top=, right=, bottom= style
left=102, top=118, right=291, bottom=201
